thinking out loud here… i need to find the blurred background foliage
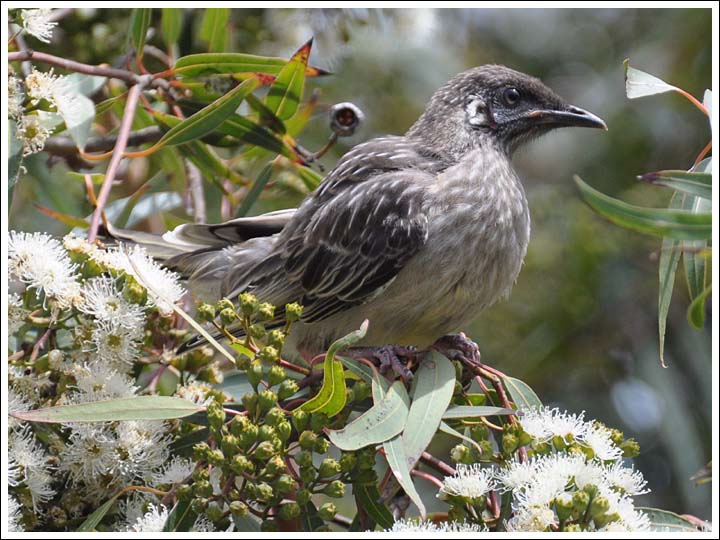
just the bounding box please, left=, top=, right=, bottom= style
left=9, top=7, right=712, bottom=519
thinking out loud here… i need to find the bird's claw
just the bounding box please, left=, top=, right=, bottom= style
left=348, top=345, right=415, bottom=384
left=432, top=332, right=482, bottom=367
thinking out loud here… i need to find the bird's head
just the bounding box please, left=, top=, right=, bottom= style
left=408, top=64, right=607, bottom=157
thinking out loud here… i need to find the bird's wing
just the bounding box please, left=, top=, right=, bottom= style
left=275, top=168, right=432, bottom=322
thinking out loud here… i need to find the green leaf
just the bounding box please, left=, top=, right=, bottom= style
left=658, top=192, right=683, bottom=367
left=11, top=396, right=203, bottom=423
left=383, top=432, right=426, bottom=519
left=58, top=91, right=95, bottom=149
left=681, top=195, right=710, bottom=304
left=246, top=93, right=286, bottom=134
left=266, top=39, right=312, bottom=121
left=215, top=114, right=292, bottom=157
left=236, top=162, right=274, bottom=217
left=687, top=285, right=711, bottom=329
left=624, top=59, right=678, bottom=99
left=151, top=77, right=259, bottom=150
left=173, top=52, right=328, bottom=78
left=301, top=321, right=368, bottom=416
left=327, top=381, right=410, bottom=450
left=402, top=351, right=456, bottom=467
left=640, top=170, right=712, bottom=200
left=9, top=120, right=24, bottom=188
left=439, top=421, right=484, bottom=454
left=442, top=405, right=515, bottom=419
left=232, top=513, right=262, bottom=532
left=574, top=175, right=711, bottom=241
left=163, top=499, right=198, bottom=532
left=199, top=8, right=229, bottom=53
left=77, top=492, right=122, bottom=531
left=129, top=8, right=153, bottom=60
left=353, top=484, right=394, bottom=529
left=34, top=203, right=89, bottom=229
left=503, top=377, right=543, bottom=410
left=637, top=508, right=702, bottom=532
left=161, top=8, right=183, bottom=47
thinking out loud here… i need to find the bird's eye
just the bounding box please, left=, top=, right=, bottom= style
left=503, top=87, right=521, bottom=106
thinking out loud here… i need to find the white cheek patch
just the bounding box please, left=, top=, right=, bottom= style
left=465, top=98, right=488, bottom=127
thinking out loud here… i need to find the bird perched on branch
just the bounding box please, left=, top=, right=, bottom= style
left=112, top=65, right=606, bottom=361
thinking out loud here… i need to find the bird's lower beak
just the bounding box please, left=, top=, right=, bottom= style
left=527, top=105, right=608, bottom=130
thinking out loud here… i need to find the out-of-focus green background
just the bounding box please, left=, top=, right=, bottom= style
left=10, top=8, right=712, bottom=519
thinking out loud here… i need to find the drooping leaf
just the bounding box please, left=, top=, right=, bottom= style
left=161, top=8, right=183, bottom=47
left=148, top=77, right=259, bottom=151
left=77, top=492, right=123, bottom=531
left=173, top=52, right=328, bottom=78
left=442, top=405, right=515, bottom=419
left=383, top=432, right=426, bottom=519
left=503, top=377, right=543, bottom=410
left=35, top=203, right=89, bottom=229
left=236, top=162, right=274, bottom=217
left=638, top=508, right=703, bottom=532
left=402, top=351, right=456, bottom=468
left=681, top=195, right=710, bottom=304
left=265, top=39, right=312, bottom=121
left=301, top=321, right=369, bottom=417
left=624, top=59, right=678, bottom=99
left=129, top=8, right=152, bottom=61
left=687, top=285, right=711, bottom=330
left=658, top=193, right=683, bottom=367
left=199, top=8, right=229, bottom=53
left=639, top=170, right=712, bottom=200
left=327, top=380, right=410, bottom=450
left=574, top=175, right=711, bottom=241
left=163, top=499, right=198, bottom=532
left=11, top=396, right=203, bottom=423
left=353, top=484, right=394, bottom=530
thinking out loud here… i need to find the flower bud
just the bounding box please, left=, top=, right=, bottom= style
left=257, top=302, right=275, bottom=321
left=502, top=432, right=519, bottom=454
left=450, top=444, right=472, bottom=464
left=318, top=458, right=341, bottom=478
left=294, top=450, right=313, bottom=468
left=265, top=456, right=287, bottom=477
left=324, top=480, right=345, bottom=498
left=357, top=449, right=376, bottom=470
left=257, top=346, right=280, bottom=365
left=299, top=430, right=317, bottom=450
left=196, top=303, right=216, bottom=322
left=278, top=379, right=299, bottom=401
left=264, top=407, right=285, bottom=427
left=206, top=449, right=225, bottom=466
left=292, top=409, right=310, bottom=432
left=317, top=502, right=337, bottom=521
left=258, top=389, right=278, bottom=414
left=276, top=421, right=292, bottom=442
left=230, top=415, right=251, bottom=436
left=572, top=490, right=590, bottom=518
left=285, top=302, right=303, bottom=322
left=176, top=484, right=193, bottom=501
left=217, top=297, right=234, bottom=312
left=241, top=392, right=258, bottom=416
left=48, top=349, right=64, bottom=370
left=221, top=434, right=239, bottom=456
left=339, top=452, right=357, bottom=474
left=314, top=437, right=330, bottom=454
left=299, top=466, right=317, bottom=484
left=275, top=474, right=297, bottom=494
left=554, top=492, right=573, bottom=522
left=267, top=365, right=286, bottom=387
left=255, top=482, right=274, bottom=501
left=238, top=292, right=259, bottom=317
left=249, top=323, right=266, bottom=340
left=193, top=442, right=210, bottom=461
left=231, top=454, right=254, bottom=474
left=310, top=413, right=329, bottom=433
left=219, top=307, right=236, bottom=325
left=123, top=280, right=147, bottom=305
left=193, top=479, right=213, bottom=498
left=258, top=424, right=277, bottom=442
left=229, top=500, right=248, bottom=517
left=207, top=400, right=226, bottom=432
left=190, top=497, right=208, bottom=513
left=589, top=495, right=610, bottom=520
left=247, top=360, right=264, bottom=390
left=296, top=488, right=312, bottom=506
left=206, top=503, right=224, bottom=523
left=267, top=329, right=286, bottom=348
left=278, top=502, right=301, bottom=520
left=238, top=423, right=258, bottom=449
left=254, top=440, right=276, bottom=461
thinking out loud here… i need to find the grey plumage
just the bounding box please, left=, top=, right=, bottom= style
left=113, top=65, right=606, bottom=356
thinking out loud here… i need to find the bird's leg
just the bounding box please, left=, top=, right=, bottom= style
left=346, top=345, right=416, bottom=384
left=432, top=332, right=483, bottom=368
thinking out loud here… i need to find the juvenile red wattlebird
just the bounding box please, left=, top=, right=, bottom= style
left=116, top=65, right=607, bottom=362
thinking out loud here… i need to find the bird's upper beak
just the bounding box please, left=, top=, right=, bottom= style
left=526, top=105, right=608, bottom=130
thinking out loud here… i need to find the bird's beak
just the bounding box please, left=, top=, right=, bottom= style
left=526, top=105, right=608, bottom=130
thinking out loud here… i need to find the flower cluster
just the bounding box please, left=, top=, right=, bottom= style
left=438, top=406, right=650, bottom=532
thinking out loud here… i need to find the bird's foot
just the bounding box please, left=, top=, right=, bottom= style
left=348, top=345, right=416, bottom=384
left=432, top=332, right=482, bottom=368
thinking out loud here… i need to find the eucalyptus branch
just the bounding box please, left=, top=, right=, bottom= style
left=43, top=127, right=163, bottom=157
left=88, top=81, right=147, bottom=242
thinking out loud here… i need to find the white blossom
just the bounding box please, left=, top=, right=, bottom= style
left=8, top=386, right=32, bottom=429
left=105, top=245, right=185, bottom=316
left=389, top=519, right=486, bottom=532
left=583, top=423, right=623, bottom=461
left=518, top=406, right=586, bottom=443
left=79, top=276, right=146, bottom=331
left=438, top=463, right=495, bottom=500
left=603, top=460, right=649, bottom=496
left=176, top=380, right=215, bottom=406
left=9, top=293, right=30, bottom=336
left=126, top=503, right=169, bottom=532
left=21, top=9, right=58, bottom=43
left=70, top=361, right=138, bottom=401
left=9, top=230, right=81, bottom=306
left=8, top=426, right=56, bottom=510
left=8, top=73, right=23, bottom=119
left=8, top=497, right=24, bottom=532
left=191, top=514, right=216, bottom=532
left=88, top=319, right=143, bottom=369
left=151, top=456, right=195, bottom=486
left=17, top=114, right=53, bottom=156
